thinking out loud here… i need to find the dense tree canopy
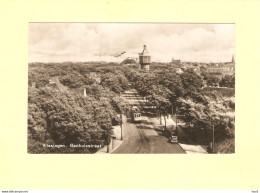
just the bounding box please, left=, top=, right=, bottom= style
left=28, top=63, right=129, bottom=153
left=28, top=62, right=235, bottom=153
left=219, top=75, right=235, bottom=88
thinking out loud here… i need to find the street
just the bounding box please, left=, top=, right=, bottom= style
left=112, top=89, right=185, bottom=153
left=112, top=115, right=185, bottom=154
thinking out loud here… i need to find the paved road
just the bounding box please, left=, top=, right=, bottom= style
left=113, top=89, right=185, bottom=154
left=112, top=116, right=185, bottom=154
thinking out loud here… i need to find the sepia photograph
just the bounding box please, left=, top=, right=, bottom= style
left=28, top=23, right=235, bottom=154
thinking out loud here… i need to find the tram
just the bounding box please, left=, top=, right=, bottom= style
left=131, top=106, right=141, bottom=122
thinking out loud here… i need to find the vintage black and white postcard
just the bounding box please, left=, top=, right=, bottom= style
left=28, top=23, right=235, bottom=154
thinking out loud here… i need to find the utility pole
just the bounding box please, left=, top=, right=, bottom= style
left=171, top=104, right=173, bottom=118
left=106, top=124, right=110, bottom=153
left=176, top=107, right=178, bottom=136
left=159, top=101, right=162, bottom=125
left=159, top=110, right=162, bottom=125
left=120, top=109, right=123, bottom=140
left=209, top=115, right=215, bottom=153
left=212, top=117, right=215, bottom=153
left=164, top=112, right=167, bottom=130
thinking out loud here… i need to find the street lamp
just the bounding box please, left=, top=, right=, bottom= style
left=175, top=106, right=178, bottom=137
left=164, top=111, right=167, bottom=131
left=159, top=101, right=162, bottom=125
left=106, top=123, right=110, bottom=153
left=210, top=115, right=216, bottom=153
left=212, top=117, right=215, bottom=153
left=120, top=108, right=123, bottom=140
left=106, top=124, right=110, bottom=153
left=171, top=104, right=174, bottom=118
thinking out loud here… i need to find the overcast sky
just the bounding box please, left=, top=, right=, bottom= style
left=29, top=23, right=235, bottom=63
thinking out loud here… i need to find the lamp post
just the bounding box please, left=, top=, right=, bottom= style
left=171, top=104, right=173, bottom=118
left=159, top=101, right=162, bottom=125
left=106, top=125, right=110, bottom=153
left=176, top=106, right=178, bottom=136
left=212, top=116, right=215, bottom=153
left=164, top=111, right=167, bottom=131
left=210, top=115, right=215, bottom=153
left=120, top=109, right=123, bottom=140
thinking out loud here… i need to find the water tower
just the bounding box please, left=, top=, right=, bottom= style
left=139, top=45, right=151, bottom=71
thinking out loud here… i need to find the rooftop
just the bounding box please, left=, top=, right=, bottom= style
left=140, top=45, right=149, bottom=56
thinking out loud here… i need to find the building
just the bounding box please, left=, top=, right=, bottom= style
left=205, top=66, right=233, bottom=78
left=121, top=57, right=137, bottom=65
left=231, top=55, right=235, bottom=64
left=89, top=72, right=101, bottom=84
left=202, top=56, right=235, bottom=78
left=171, top=58, right=181, bottom=66
left=139, top=45, right=151, bottom=71
left=207, top=66, right=234, bottom=77
left=174, top=68, right=184, bottom=74
left=188, top=66, right=201, bottom=75
left=202, top=87, right=235, bottom=97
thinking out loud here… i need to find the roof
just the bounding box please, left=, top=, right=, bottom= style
left=202, top=87, right=235, bottom=97
left=140, top=45, right=149, bottom=56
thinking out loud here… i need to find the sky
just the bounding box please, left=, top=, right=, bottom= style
left=29, top=23, right=235, bottom=63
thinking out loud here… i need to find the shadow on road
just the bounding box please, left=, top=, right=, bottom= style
left=140, top=119, right=154, bottom=125
left=136, top=125, right=154, bottom=130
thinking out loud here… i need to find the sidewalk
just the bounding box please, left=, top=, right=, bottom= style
left=95, top=115, right=126, bottom=154
left=178, top=143, right=207, bottom=154
left=149, top=115, right=207, bottom=154
left=95, top=139, right=123, bottom=154
left=148, top=116, right=176, bottom=131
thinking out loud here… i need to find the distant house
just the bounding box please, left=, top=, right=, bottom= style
left=171, top=58, right=182, bottom=67
left=205, top=56, right=235, bottom=78
left=202, top=87, right=235, bottom=97
left=207, top=72, right=223, bottom=79
left=89, top=72, right=101, bottom=84
left=49, top=79, right=56, bottom=84
left=188, top=67, right=201, bottom=75
left=174, top=68, right=183, bottom=74
left=206, top=66, right=234, bottom=78
left=172, top=59, right=181, bottom=65
left=48, top=77, right=68, bottom=93
left=200, top=65, right=207, bottom=72
left=121, top=57, right=137, bottom=65
left=199, top=63, right=234, bottom=78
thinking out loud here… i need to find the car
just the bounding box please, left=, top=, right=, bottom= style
left=169, top=135, right=178, bottom=143
left=168, top=131, right=178, bottom=143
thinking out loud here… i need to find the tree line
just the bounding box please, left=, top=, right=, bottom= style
left=28, top=63, right=129, bottom=153
left=122, top=65, right=235, bottom=153
left=28, top=62, right=235, bottom=153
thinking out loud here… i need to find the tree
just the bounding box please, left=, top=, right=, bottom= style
left=180, top=71, right=203, bottom=93
left=202, top=72, right=220, bottom=87
left=219, top=75, right=235, bottom=88
left=177, top=96, right=234, bottom=147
